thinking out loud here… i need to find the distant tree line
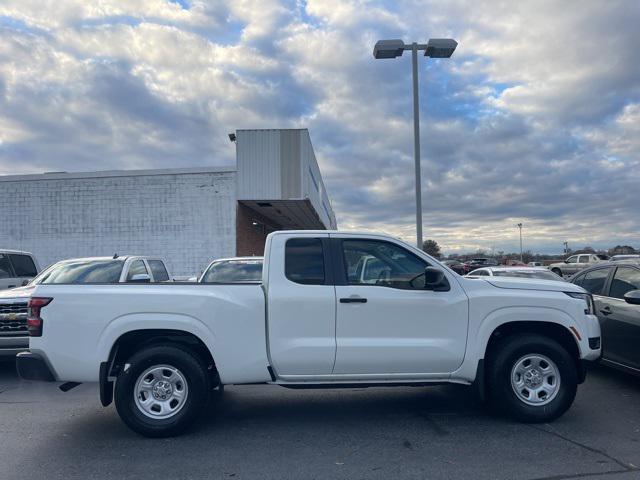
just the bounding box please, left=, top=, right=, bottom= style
left=421, top=239, right=637, bottom=263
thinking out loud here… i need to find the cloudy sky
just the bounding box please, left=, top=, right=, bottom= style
left=0, top=1, right=638, bottom=254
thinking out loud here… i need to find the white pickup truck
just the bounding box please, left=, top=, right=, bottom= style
left=17, top=231, right=601, bottom=437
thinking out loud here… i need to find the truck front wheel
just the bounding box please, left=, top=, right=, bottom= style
left=114, top=344, right=209, bottom=437
left=487, top=334, right=577, bottom=423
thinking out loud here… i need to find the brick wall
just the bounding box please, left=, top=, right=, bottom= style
left=0, top=170, right=237, bottom=277
left=236, top=202, right=281, bottom=256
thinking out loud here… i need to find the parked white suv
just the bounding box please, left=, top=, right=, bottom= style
left=0, top=250, right=39, bottom=290
left=31, top=256, right=171, bottom=284
left=0, top=255, right=170, bottom=359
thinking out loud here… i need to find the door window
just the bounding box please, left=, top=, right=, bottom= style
left=581, top=268, right=611, bottom=295
left=285, top=238, right=325, bottom=285
left=8, top=254, right=38, bottom=277
left=0, top=254, right=14, bottom=279
left=566, top=256, right=578, bottom=264
left=126, top=260, right=149, bottom=281
left=578, top=255, right=590, bottom=263
left=342, top=239, right=428, bottom=290
left=148, top=260, right=170, bottom=282
left=609, top=267, right=640, bottom=300
left=572, top=273, right=585, bottom=287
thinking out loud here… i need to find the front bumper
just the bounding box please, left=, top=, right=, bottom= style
left=16, top=351, right=56, bottom=381
left=0, top=336, right=29, bottom=357
left=579, top=314, right=602, bottom=362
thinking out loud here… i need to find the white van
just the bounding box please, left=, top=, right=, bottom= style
left=0, top=250, right=40, bottom=290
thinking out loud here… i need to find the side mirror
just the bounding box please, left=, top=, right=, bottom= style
left=623, top=290, right=640, bottom=305
left=424, top=267, right=450, bottom=291
left=129, top=273, right=151, bottom=283
left=21, top=279, right=30, bottom=286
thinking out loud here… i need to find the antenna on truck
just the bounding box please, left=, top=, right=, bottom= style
left=113, top=253, right=119, bottom=259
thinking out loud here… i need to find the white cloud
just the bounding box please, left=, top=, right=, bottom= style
left=0, top=0, right=638, bottom=254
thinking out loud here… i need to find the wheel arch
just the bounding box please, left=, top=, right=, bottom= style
left=100, top=325, right=218, bottom=407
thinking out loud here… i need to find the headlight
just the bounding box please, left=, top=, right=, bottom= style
left=565, top=292, right=595, bottom=315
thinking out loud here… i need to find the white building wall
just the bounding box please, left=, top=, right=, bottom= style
left=0, top=168, right=236, bottom=277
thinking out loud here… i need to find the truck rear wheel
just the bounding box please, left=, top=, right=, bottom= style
left=487, top=334, right=577, bottom=423
left=114, top=344, right=209, bottom=437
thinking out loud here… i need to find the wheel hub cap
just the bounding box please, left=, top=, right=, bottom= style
left=510, top=354, right=561, bottom=406
left=134, top=365, right=189, bottom=419
left=524, top=369, right=543, bottom=388
left=152, top=380, right=173, bottom=400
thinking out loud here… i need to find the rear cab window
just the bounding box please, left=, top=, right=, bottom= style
left=285, top=238, right=326, bottom=285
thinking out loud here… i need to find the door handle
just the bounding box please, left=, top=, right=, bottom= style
left=340, top=297, right=367, bottom=303
left=600, top=306, right=612, bottom=316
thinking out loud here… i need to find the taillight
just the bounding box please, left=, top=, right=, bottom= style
left=27, top=297, right=53, bottom=337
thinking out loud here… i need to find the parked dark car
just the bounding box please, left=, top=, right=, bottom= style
left=442, top=259, right=466, bottom=275
left=570, top=260, right=640, bottom=376
left=463, top=257, right=499, bottom=274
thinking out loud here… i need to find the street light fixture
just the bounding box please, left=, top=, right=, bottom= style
left=373, top=38, right=457, bottom=249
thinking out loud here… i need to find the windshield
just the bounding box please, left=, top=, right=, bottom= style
left=492, top=270, right=562, bottom=281
left=200, top=259, right=263, bottom=283
left=30, top=259, right=125, bottom=284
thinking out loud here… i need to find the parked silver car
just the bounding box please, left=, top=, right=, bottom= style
left=548, top=254, right=608, bottom=278
left=465, top=266, right=564, bottom=281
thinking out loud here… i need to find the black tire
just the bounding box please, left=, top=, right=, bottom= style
left=114, top=344, right=209, bottom=437
left=551, top=268, right=562, bottom=277
left=487, top=334, right=577, bottom=423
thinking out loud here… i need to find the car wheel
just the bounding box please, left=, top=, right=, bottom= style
left=114, top=344, right=209, bottom=437
left=551, top=268, right=562, bottom=277
left=487, top=334, right=577, bottom=423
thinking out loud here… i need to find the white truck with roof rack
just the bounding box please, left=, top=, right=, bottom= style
left=17, top=231, right=601, bottom=437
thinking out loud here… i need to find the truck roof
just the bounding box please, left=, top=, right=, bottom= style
left=0, top=249, right=36, bottom=255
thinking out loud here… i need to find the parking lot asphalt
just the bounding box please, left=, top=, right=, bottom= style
left=1, top=362, right=639, bottom=480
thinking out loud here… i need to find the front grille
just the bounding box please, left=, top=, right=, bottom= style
left=0, top=302, right=29, bottom=335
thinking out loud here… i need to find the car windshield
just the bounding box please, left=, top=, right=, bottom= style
left=492, top=270, right=561, bottom=281
left=201, top=259, right=263, bottom=283
left=30, top=259, right=124, bottom=284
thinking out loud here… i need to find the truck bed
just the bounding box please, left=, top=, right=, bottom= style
left=28, top=283, right=270, bottom=384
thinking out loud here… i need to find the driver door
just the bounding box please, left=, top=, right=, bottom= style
left=332, top=236, right=469, bottom=376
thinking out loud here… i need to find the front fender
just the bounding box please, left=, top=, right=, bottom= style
left=472, top=306, right=577, bottom=362
left=452, top=306, right=579, bottom=383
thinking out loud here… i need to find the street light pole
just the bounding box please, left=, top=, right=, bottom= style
left=373, top=38, right=457, bottom=249
left=411, top=43, right=423, bottom=250
left=517, top=223, right=523, bottom=262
